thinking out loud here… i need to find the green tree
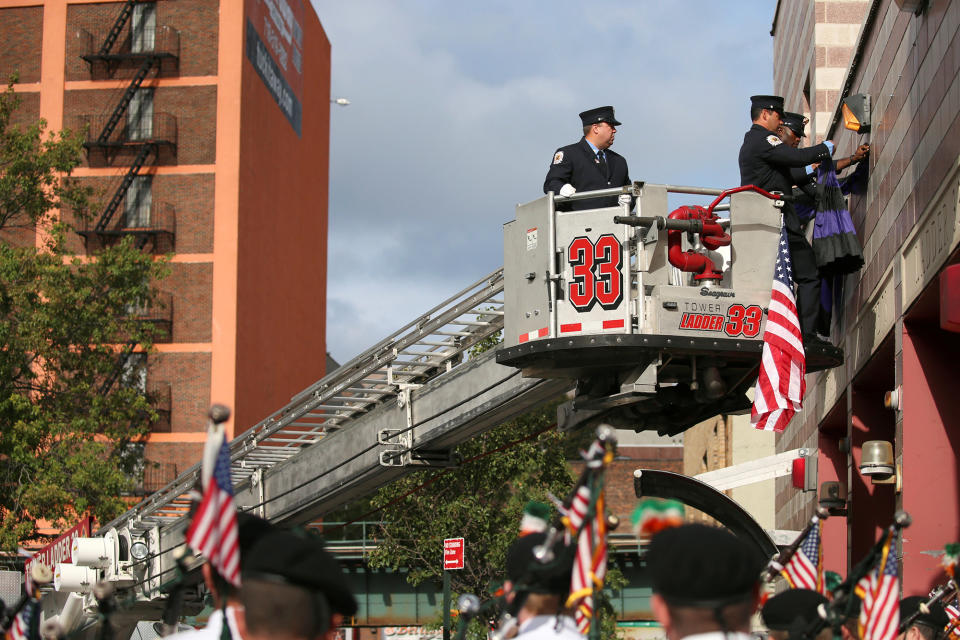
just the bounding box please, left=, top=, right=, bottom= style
left=365, top=334, right=625, bottom=639
left=0, top=81, right=169, bottom=549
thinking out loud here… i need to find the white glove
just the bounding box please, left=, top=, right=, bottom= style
left=558, top=183, right=576, bottom=197
left=618, top=193, right=632, bottom=207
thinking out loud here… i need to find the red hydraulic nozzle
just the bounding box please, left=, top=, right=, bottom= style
left=666, top=205, right=731, bottom=281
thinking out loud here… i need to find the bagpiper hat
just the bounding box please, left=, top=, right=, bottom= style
left=647, top=524, right=762, bottom=607
left=244, top=529, right=358, bottom=617
left=579, top=106, right=621, bottom=127
left=761, top=589, right=829, bottom=631
left=900, top=596, right=949, bottom=633
left=751, top=95, right=786, bottom=116
left=505, top=532, right=574, bottom=596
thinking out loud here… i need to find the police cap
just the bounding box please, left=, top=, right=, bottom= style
left=579, top=106, right=621, bottom=127
left=781, top=112, right=808, bottom=138
left=900, top=596, right=949, bottom=632
left=243, top=529, right=358, bottom=617
left=751, top=95, right=785, bottom=116
left=647, top=524, right=762, bottom=607
left=761, top=589, right=828, bottom=631
left=505, top=532, right=573, bottom=595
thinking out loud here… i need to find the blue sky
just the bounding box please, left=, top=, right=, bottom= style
left=310, top=1, right=777, bottom=364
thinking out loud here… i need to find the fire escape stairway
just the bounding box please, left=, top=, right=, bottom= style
left=98, top=0, right=137, bottom=56
left=99, top=340, right=139, bottom=395
left=94, top=143, right=156, bottom=233
left=97, top=54, right=157, bottom=144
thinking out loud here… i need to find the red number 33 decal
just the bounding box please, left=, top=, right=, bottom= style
left=568, top=235, right=624, bottom=312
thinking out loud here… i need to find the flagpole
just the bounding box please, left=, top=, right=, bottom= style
left=762, top=506, right=829, bottom=584
left=897, top=579, right=958, bottom=634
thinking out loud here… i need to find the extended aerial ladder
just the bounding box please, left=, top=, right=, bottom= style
left=45, top=182, right=842, bottom=636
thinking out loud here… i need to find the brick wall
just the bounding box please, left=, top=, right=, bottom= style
left=844, top=1, right=960, bottom=321
left=66, top=173, right=215, bottom=254
left=570, top=446, right=683, bottom=525
left=144, top=441, right=204, bottom=477
left=148, top=351, right=211, bottom=433
left=774, top=0, right=869, bottom=140
left=161, top=262, right=213, bottom=343
left=65, top=0, right=218, bottom=81
left=0, top=6, right=42, bottom=84
left=63, top=85, right=217, bottom=166
left=771, top=0, right=960, bottom=535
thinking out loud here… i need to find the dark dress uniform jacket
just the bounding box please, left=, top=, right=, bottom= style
left=738, top=123, right=832, bottom=339
left=544, top=138, right=630, bottom=210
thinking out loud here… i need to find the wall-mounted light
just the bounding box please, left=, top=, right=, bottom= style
left=841, top=94, right=871, bottom=133
left=884, top=387, right=902, bottom=411
left=859, top=440, right=901, bottom=492
left=819, top=481, right=847, bottom=513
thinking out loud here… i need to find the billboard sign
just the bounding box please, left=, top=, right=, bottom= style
left=245, top=0, right=305, bottom=135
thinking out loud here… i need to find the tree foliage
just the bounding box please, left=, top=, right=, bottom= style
left=0, top=81, right=169, bottom=549
left=367, top=400, right=574, bottom=594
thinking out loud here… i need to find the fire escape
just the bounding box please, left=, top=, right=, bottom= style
left=75, top=1, right=176, bottom=470
left=76, top=0, right=180, bottom=254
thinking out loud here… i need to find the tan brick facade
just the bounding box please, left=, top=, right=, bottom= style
left=772, top=0, right=960, bottom=590
left=2, top=0, right=332, bottom=499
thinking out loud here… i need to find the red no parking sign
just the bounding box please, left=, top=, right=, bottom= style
left=443, top=537, right=464, bottom=570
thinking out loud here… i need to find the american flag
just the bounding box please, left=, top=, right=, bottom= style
left=186, top=427, right=241, bottom=587
left=752, top=224, right=806, bottom=432
left=781, top=520, right=825, bottom=593
left=565, top=439, right=610, bottom=635
left=857, top=530, right=900, bottom=640
left=5, top=599, right=37, bottom=640
left=945, top=598, right=960, bottom=638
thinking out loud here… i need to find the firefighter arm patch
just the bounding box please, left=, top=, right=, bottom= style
left=766, top=135, right=782, bottom=146
left=553, top=151, right=564, bottom=164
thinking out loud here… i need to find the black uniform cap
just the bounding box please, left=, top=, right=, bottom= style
left=236, top=513, right=275, bottom=559
left=781, top=112, right=808, bottom=138
left=900, top=596, right=949, bottom=632
left=647, top=524, right=762, bottom=607
left=505, top=532, right=574, bottom=595
left=751, top=95, right=786, bottom=116
left=761, top=589, right=828, bottom=631
left=243, top=529, right=358, bottom=617
left=579, top=106, right=621, bottom=127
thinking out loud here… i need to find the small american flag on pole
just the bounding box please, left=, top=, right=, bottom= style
left=945, top=597, right=960, bottom=638
left=565, top=438, right=611, bottom=635
left=5, top=598, right=38, bottom=640
left=781, top=520, right=825, bottom=593
left=857, top=530, right=900, bottom=640
left=752, top=223, right=806, bottom=433
left=186, top=426, right=241, bottom=587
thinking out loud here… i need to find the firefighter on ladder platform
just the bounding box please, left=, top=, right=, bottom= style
left=738, top=95, right=835, bottom=349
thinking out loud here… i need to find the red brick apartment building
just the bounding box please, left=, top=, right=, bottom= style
left=0, top=0, right=333, bottom=491
left=771, top=0, right=960, bottom=594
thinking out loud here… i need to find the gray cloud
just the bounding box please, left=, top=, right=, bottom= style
left=313, top=0, right=776, bottom=362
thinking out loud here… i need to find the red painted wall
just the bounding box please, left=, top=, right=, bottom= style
left=900, top=324, right=960, bottom=595
left=234, top=4, right=331, bottom=434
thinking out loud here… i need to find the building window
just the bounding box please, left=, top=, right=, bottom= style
left=120, top=352, right=148, bottom=393
left=125, top=175, right=152, bottom=228
left=130, top=2, right=157, bottom=53
left=127, top=88, right=154, bottom=141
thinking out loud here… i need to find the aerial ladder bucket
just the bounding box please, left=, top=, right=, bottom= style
left=497, top=182, right=842, bottom=434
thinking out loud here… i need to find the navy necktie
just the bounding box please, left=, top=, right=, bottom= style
left=597, top=150, right=609, bottom=179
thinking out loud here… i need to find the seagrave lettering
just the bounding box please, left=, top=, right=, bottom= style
left=700, top=287, right=735, bottom=298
